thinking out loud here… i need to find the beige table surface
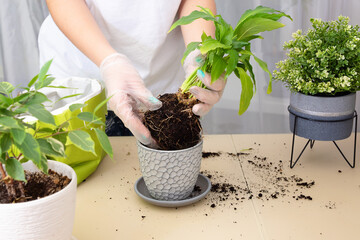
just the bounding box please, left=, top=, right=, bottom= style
left=73, top=134, right=360, bottom=240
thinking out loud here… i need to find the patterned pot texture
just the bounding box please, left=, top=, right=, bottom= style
left=0, top=160, right=77, bottom=240
left=289, top=92, right=356, bottom=141
left=137, top=140, right=203, bottom=201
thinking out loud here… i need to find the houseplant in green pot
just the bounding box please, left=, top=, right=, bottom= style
left=137, top=6, right=292, bottom=201
left=274, top=16, right=360, bottom=141
left=0, top=60, right=113, bottom=239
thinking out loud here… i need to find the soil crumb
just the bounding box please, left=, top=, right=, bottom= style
left=201, top=150, right=315, bottom=209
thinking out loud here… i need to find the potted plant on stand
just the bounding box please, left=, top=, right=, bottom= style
left=274, top=16, right=360, bottom=168
left=0, top=60, right=113, bottom=239
left=135, top=6, right=292, bottom=205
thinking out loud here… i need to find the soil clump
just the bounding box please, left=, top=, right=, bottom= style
left=143, top=92, right=202, bottom=150
left=0, top=170, right=71, bottom=203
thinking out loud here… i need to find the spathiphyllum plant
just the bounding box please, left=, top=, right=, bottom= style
left=0, top=60, right=113, bottom=201
left=274, top=16, right=360, bottom=95
left=169, top=6, right=292, bottom=114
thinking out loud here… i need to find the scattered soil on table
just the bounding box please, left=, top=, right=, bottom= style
left=143, top=92, right=202, bottom=150
left=202, top=152, right=221, bottom=158
left=0, top=170, right=71, bottom=203
left=201, top=149, right=315, bottom=209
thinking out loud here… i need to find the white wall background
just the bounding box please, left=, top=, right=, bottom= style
left=1, top=0, right=360, bottom=134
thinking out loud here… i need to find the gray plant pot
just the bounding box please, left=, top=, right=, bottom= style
left=137, top=140, right=203, bottom=201
left=289, top=92, right=356, bottom=141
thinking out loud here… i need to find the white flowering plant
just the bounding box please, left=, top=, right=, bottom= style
left=274, top=16, right=360, bottom=95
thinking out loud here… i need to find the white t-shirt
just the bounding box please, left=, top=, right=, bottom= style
left=38, top=0, right=185, bottom=96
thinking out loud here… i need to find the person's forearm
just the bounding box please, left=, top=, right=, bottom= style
left=178, top=0, right=216, bottom=46
left=46, top=0, right=116, bottom=66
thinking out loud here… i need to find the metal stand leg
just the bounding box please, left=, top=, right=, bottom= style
left=289, top=111, right=357, bottom=169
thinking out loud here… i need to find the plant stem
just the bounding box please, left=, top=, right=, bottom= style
left=180, top=67, right=207, bottom=94
left=0, top=164, right=17, bottom=200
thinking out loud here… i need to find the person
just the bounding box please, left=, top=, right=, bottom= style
left=39, top=0, right=226, bottom=147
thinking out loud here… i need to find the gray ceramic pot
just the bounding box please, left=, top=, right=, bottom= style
left=289, top=92, right=356, bottom=141
left=137, top=140, right=203, bottom=201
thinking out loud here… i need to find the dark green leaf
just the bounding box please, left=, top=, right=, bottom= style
left=10, top=128, right=26, bottom=145
left=199, top=38, right=231, bottom=55
left=14, top=133, right=41, bottom=168
left=69, top=103, right=87, bottom=112
left=5, top=158, right=26, bottom=182
left=234, top=18, right=285, bottom=41
left=225, top=49, right=239, bottom=78
left=210, top=55, right=227, bottom=83
left=0, top=109, right=16, bottom=117
left=237, top=67, right=254, bottom=115
left=239, top=35, right=264, bottom=42
left=0, top=82, right=15, bottom=96
left=94, top=128, right=113, bottom=159
left=28, top=104, right=56, bottom=126
left=0, top=116, right=21, bottom=129
left=181, top=42, right=201, bottom=64
left=37, top=138, right=65, bottom=158
left=253, top=54, right=273, bottom=94
left=68, top=130, right=95, bottom=155
left=53, top=132, right=68, bottom=146
left=169, top=10, right=216, bottom=32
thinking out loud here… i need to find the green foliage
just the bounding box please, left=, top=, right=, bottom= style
left=274, top=16, right=360, bottom=95
left=170, top=6, right=291, bottom=115
left=0, top=60, right=113, bottom=183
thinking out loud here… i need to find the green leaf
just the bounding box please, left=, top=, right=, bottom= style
left=239, top=35, right=264, bottom=42
left=234, top=18, right=285, bottom=41
left=253, top=54, right=273, bottom=94
left=77, top=112, right=104, bottom=125
left=5, top=158, right=26, bottom=182
left=169, top=10, right=216, bottom=32
left=210, top=55, right=227, bottom=83
left=232, top=40, right=250, bottom=50
left=68, top=130, right=95, bottom=154
left=0, top=133, right=12, bottom=155
left=0, top=116, right=21, bottom=129
left=181, top=41, right=201, bottom=64
left=237, top=67, right=254, bottom=115
left=35, top=77, right=56, bottom=90
left=225, top=49, right=239, bottom=78
left=199, top=38, right=231, bottom=55
left=28, top=74, right=39, bottom=88
left=0, top=82, right=15, bottom=96
left=93, top=95, right=112, bottom=115
left=55, top=93, right=82, bottom=103
left=38, top=155, right=49, bottom=173
left=69, top=103, right=87, bottom=112
left=14, top=133, right=42, bottom=168
left=94, top=128, right=113, bottom=159
left=38, top=59, right=53, bottom=82
left=37, top=138, right=65, bottom=158
left=0, top=94, right=13, bottom=107
left=26, top=92, right=49, bottom=105
left=28, top=104, right=56, bottom=126
left=10, top=128, right=26, bottom=145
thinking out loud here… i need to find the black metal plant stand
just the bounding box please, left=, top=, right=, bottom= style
left=289, top=108, right=358, bottom=168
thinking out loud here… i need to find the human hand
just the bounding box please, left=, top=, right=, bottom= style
left=183, top=49, right=226, bottom=116
left=100, top=53, right=162, bottom=147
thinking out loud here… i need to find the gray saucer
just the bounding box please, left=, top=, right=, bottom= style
left=134, top=174, right=211, bottom=208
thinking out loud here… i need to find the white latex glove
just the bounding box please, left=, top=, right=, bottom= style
left=100, top=53, right=162, bottom=147
left=183, top=49, right=226, bottom=116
